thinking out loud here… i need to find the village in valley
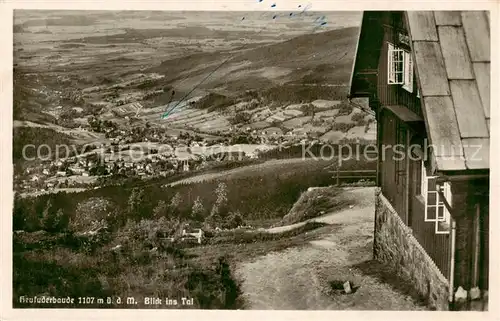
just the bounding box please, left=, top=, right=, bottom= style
left=14, top=70, right=375, bottom=196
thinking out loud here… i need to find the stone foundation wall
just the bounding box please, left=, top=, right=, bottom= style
left=374, top=189, right=449, bottom=310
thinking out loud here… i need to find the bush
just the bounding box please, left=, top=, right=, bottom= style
left=351, top=112, right=365, bottom=123
left=228, top=112, right=251, bottom=125
left=300, top=103, right=316, bottom=116
left=336, top=101, right=353, bottom=116
left=185, top=257, right=241, bottom=309
left=223, top=211, right=244, bottom=229
left=333, top=122, right=356, bottom=133
left=193, top=93, right=235, bottom=112
left=70, top=197, right=114, bottom=233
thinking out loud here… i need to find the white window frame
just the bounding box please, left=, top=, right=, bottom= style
left=435, top=182, right=452, bottom=234
left=402, top=50, right=413, bottom=93
left=422, top=161, right=452, bottom=234
left=423, top=176, right=438, bottom=222
left=387, top=43, right=405, bottom=85
left=388, top=43, right=414, bottom=93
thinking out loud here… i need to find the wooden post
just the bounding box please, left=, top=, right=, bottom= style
left=404, top=129, right=410, bottom=225
left=472, top=203, right=481, bottom=287
left=376, top=106, right=380, bottom=187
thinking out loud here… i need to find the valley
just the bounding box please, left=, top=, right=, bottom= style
left=11, top=10, right=403, bottom=311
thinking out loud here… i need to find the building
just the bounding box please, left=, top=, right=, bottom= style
left=181, top=228, right=204, bottom=244
left=70, top=166, right=85, bottom=174
left=349, top=11, right=489, bottom=311
left=182, top=160, right=190, bottom=172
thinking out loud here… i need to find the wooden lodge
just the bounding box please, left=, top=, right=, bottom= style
left=349, top=11, right=490, bottom=310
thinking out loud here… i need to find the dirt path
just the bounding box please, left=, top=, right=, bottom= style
left=236, top=187, right=427, bottom=310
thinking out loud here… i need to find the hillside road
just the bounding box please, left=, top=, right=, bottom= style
left=235, top=187, right=428, bottom=310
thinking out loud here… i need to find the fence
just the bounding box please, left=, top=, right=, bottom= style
left=329, top=168, right=377, bottom=186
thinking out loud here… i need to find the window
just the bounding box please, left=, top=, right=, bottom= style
left=388, top=43, right=414, bottom=93
left=388, top=43, right=404, bottom=84
left=422, top=161, right=452, bottom=234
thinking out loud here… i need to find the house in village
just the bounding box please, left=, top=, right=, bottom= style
left=181, top=227, right=204, bottom=244
left=349, top=11, right=490, bottom=310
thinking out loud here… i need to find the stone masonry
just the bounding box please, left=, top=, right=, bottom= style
left=373, top=188, right=449, bottom=310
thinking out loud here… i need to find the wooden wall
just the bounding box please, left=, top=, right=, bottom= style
left=451, top=179, right=490, bottom=291
left=376, top=13, right=423, bottom=118
left=379, top=110, right=408, bottom=222
left=380, top=110, right=451, bottom=278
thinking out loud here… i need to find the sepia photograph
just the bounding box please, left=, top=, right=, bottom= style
left=3, top=1, right=495, bottom=318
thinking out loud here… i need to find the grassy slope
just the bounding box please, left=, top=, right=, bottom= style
left=278, top=187, right=354, bottom=226
left=13, top=70, right=58, bottom=124
left=13, top=126, right=74, bottom=169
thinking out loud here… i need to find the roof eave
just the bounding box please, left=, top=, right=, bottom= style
left=348, top=13, right=366, bottom=97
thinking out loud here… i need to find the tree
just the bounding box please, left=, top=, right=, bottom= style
left=208, top=182, right=229, bottom=226
left=153, top=200, right=167, bottom=218
left=169, top=192, right=182, bottom=215
left=90, top=164, right=108, bottom=176
left=191, top=196, right=205, bottom=219
left=40, top=199, right=53, bottom=231
left=128, top=188, right=145, bottom=215
left=215, top=182, right=228, bottom=206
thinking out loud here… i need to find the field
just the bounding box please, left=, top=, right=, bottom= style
left=13, top=10, right=374, bottom=148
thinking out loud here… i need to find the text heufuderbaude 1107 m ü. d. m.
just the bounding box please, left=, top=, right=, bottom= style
left=17, top=295, right=195, bottom=306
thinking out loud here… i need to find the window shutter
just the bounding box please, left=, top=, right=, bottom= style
left=388, top=43, right=395, bottom=84
left=420, top=161, right=426, bottom=196
left=435, top=182, right=452, bottom=234
left=403, top=51, right=413, bottom=93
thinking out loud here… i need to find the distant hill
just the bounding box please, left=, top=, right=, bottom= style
left=150, top=26, right=358, bottom=99
left=236, top=26, right=358, bottom=67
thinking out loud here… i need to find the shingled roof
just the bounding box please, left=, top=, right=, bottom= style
left=406, top=11, right=490, bottom=171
